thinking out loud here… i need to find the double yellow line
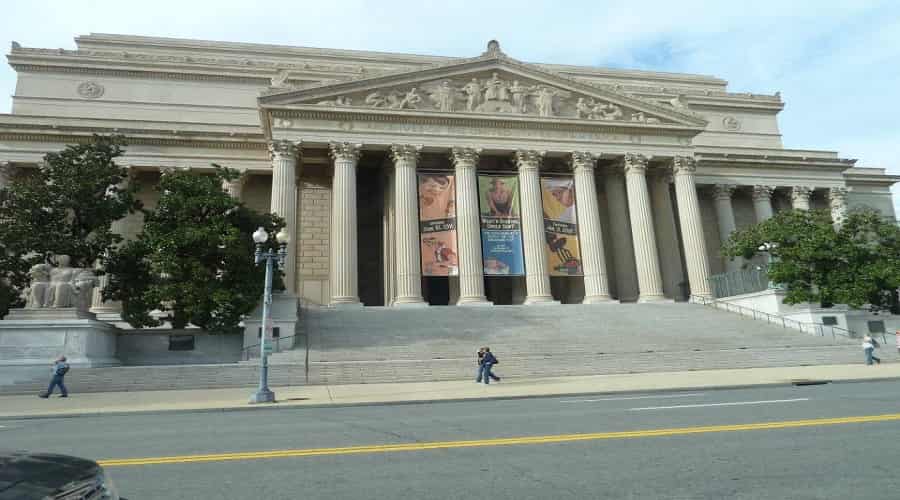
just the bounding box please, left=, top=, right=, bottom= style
left=99, top=412, right=900, bottom=467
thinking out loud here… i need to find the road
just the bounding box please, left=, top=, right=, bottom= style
left=3, top=381, right=900, bottom=499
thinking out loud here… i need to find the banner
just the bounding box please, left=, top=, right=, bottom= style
left=541, top=176, right=583, bottom=276
left=418, top=173, right=458, bottom=276
left=478, top=175, right=525, bottom=276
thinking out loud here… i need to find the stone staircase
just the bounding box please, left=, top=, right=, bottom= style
left=0, top=302, right=871, bottom=394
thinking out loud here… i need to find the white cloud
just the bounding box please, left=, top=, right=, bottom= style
left=1, top=0, right=898, bottom=211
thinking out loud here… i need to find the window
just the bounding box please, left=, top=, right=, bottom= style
left=821, top=316, right=838, bottom=326
left=257, top=327, right=281, bottom=338
left=868, top=321, right=886, bottom=333
left=168, top=335, right=195, bottom=351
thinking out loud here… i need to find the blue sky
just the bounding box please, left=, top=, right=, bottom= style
left=2, top=0, right=898, bottom=212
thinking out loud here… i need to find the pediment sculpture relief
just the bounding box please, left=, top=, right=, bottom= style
left=306, top=71, right=670, bottom=124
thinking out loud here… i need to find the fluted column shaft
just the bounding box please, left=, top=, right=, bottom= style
left=752, top=185, right=775, bottom=223
left=571, top=152, right=613, bottom=303
left=830, top=187, right=849, bottom=229
left=391, top=145, right=426, bottom=306
left=452, top=147, right=490, bottom=305
left=516, top=150, right=555, bottom=304
left=269, top=141, right=299, bottom=294
left=623, top=153, right=666, bottom=302
left=712, top=184, right=742, bottom=274
left=673, top=157, right=712, bottom=299
left=791, top=186, right=813, bottom=210
left=223, top=174, right=246, bottom=200
left=329, top=142, right=362, bottom=305
left=91, top=168, right=132, bottom=317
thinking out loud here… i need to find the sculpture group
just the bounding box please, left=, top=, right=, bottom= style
left=25, top=255, right=97, bottom=312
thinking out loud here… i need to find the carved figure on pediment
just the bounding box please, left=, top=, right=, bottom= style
left=575, top=98, right=592, bottom=119
left=396, top=87, right=422, bottom=109
left=429, top=80, right=458, bottom=112
left=365, top=91, right=389, bottom=108
left=630, top=111, right=661, bottom=124
left=509, top=80, right=532, bottom=113
left=536, top=87, right=557, bottom=117
left=669, top=94, right=689, bottom=110
left=483, top=72, right=510, bottom=102
left=317, top=96, right=353, bottom=106
left=271, top=70, right=291, bottom=87
left=594, top=102, right=622, bottom=121
left=461, top=78, right=483, bottom=111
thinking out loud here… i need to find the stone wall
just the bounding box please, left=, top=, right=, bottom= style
left=116, top=330, right=242, bottom=365
left=297, top=177, right=332, bottom=305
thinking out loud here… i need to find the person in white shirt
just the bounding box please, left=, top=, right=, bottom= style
left=863, top=335, right=881, bottom=365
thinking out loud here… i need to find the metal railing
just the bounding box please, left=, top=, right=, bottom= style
left=709, top=266, right=772, bottom=299
left=240, top=335, right=297, bottom=361
left=692, top=295, right=870, bottom=342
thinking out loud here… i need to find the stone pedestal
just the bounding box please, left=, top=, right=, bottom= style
left=242, top=293, right=300, bottom=351
left=0, top=308, right=120, bottom=368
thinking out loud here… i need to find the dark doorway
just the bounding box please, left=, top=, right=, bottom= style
left=423, top=277, right=450, bottom=305
left=357, top=162, right=385, bottom=306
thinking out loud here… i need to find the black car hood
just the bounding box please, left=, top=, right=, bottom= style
left=0, top=450, right=99, bottom=499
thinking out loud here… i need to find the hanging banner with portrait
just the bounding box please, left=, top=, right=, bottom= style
left=541, top=176, right=583, bottom=276
left=477, top=174, right=525, bottom=276
left=418, top=173, right=459, bottom=276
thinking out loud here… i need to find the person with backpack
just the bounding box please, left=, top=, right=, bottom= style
left=40, top=355, right=69, bottom=398
left=863, top=335, right=881, bottom=366
left=480, top=347, right=501, bottom=384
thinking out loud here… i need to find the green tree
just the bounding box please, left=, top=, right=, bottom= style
left=722, top=208, right=900, bottom=311
left=0, top=136, right=140, bottom=318
left=104, top=166, right=284, bottom=333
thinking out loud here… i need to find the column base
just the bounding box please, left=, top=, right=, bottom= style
left=637, top=295, right=675, bottom=303
left=392, top=299, right=429, bottom=308
left=456, top=297, right=494, bottom=307
left=582, top=295, right=618, bottom=304
left=524, top=296, right=560, bottom=305
left=688, top=294, right=713, bottom=304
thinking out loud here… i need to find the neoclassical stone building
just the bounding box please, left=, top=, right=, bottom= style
left=1, top=34, right=897, bottom=310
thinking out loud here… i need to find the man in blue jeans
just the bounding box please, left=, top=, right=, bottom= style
left=40, top=355, right=69, bottom=398
left=479, top=347, right=500, bottom=384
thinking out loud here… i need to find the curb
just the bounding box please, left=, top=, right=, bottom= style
left=3, top=375, right=898, bottom=421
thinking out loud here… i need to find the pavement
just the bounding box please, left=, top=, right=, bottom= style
left=3, top=362, right=899, bottom=419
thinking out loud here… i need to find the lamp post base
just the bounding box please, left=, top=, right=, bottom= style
left=248, top=389, right=276, bottom=404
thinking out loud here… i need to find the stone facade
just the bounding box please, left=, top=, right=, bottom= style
left=1, top=34, right=898, bottom=310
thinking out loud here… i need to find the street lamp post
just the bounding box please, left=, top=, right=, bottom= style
left=249, top=226, right=289, bottom=404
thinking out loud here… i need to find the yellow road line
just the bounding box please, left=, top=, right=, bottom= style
left=98, top=412, right=900, bottom=467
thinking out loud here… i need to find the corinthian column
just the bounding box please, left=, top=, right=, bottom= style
left=571, top=152, right=614, bottom=303
left=391, top=144, right=426, bottom=306
left=672, top=157, right=712, bottom=299
left=791, top=186, right=813, bottom=210
left=329, top=142, right=363, bottom=306
left=451, top=147, right=491, bottom=306
left=712, top=184, right=742, bottom=273
left=516, top=150, right=557, bottom=304
left=269, top=141, right=300, bottom=294
left=623, top=153, right=666, bottom=302
left=829, top=187, right=849, bottom=229
left=752, top=185, right=775, bottom=223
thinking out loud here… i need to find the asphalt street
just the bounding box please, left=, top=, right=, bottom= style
left=3, top=381, right=900, bottom=499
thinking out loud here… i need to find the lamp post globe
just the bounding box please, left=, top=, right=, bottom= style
left=252, top=227, right=268, bottom=244
left=275, top=228, right=290, bottom=245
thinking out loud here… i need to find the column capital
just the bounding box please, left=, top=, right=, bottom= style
left=751, top=185, right=775, bottom=202
left=268, top=140, right=300, bottom=160
left=329, top=142, right=363, bottom=162
left=450, top=147, right=482, bottom=168
left=712, top=184, right=737, bottom=201
left=569, top=151, right=596, bottom=172
left=622, top=153, right=650, bottom=175
left=791, top=186, right=814, bottom=203
left=390, top=144, right=423, bottom=164
left=672, top=156, right=696, bottom=175
left=514, top=150, right=545, bottom=170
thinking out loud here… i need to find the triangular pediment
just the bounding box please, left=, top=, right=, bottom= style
left=258, top=42, right=707, bottom=129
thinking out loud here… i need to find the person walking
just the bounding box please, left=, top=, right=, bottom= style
left=40, top=355, right=69, bottom=398
left=895, top=329, right=900, bottom=356
left=480, top=347, right=501, bottom=384
left=475, top=347, right=486, bottom=383
left=863, top=335, right=881, bottom=366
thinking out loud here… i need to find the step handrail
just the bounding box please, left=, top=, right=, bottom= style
left=692, top=295, right=869, bottom=342
left=240, top=335, right=298, bottom=361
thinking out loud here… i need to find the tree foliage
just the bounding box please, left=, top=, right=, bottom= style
left=722, top=208, right=900, bottom=311
left=0, top=136, right=139, bottom=318
left=104, top=166, right=284, bottom=333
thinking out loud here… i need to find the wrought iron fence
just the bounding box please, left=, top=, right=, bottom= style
left=709, top=266, right=772, bottom=299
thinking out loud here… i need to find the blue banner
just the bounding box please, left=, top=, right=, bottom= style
left=478, top=175, right=525, bottom=276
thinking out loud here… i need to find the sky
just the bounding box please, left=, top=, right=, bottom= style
left=2, top=0, right=898, bottom=213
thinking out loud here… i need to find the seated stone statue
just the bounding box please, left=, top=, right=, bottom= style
left=24, top=263, right=52, bottom=308
left=48, top=255, right=79, bottom=308
left=73, top=268, right=98, bottom=312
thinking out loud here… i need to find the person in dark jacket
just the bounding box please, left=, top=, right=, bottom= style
left=40, top=356, right=69, bottom=398
left=480, top=347, right=500, bottom=384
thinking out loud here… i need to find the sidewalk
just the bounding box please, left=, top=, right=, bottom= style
left=2, top=363, right=899, bottom=419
